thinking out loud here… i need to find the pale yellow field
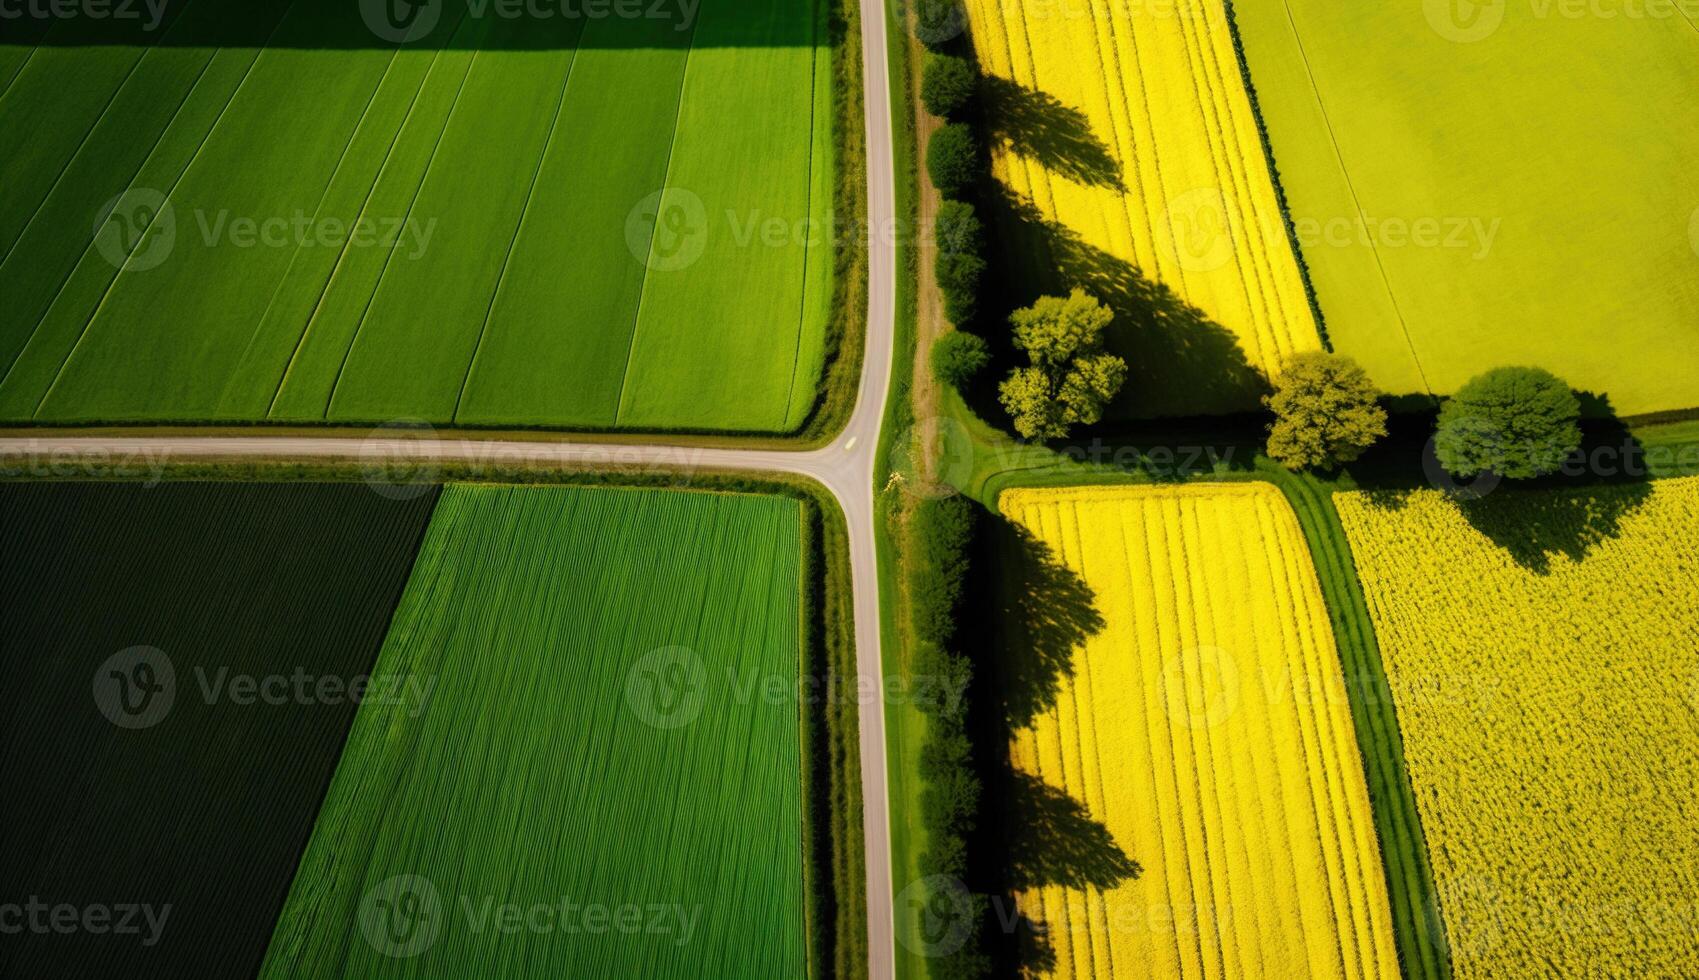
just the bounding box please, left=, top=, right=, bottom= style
left=966, top=0, right=1321, bottom=414
left=999, top=483, right=1397, bottom=979
left=1336, top=481, right=1699, bottom=978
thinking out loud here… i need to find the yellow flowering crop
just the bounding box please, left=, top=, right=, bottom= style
left=999, top=483, right=1398, bottom=979
left=1335, top=480, right=1699, bottom=977
left=963, top=0, right=1321, bottom=410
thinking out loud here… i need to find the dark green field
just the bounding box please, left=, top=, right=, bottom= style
left=0, top=482, right=436, bottom=979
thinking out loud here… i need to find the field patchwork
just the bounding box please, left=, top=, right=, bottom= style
left=260, top=484, right=811, bottom=978
left=965, top=0, right=1322, bottom=416
left=0, top=0, right=834, bottom=432
left=998, top=483, right=1397, bottom=979
left=1336, top=480, right=1699, bottom=976
left=1231, top=1, right=1699, bottom=414
left=0, top=481, right=437, bottom=980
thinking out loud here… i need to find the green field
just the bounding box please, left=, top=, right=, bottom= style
left=0, top=481, right=437, bottom=980
left=261, top=484, right=812, bottom=977
left=0, top=0, right=835, bottom=432
left=1233, top=0, right=1699, bottom=415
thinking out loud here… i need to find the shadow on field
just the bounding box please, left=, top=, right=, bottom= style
left=988, top=523, right=1105, bottom=730
left=1354, top=401, right=1658, bottom=573
left=1003, top=770, right=1143, bottom=891
left=959, top=511, right=1141, bottom=978
left=981, top=76, right=1124, bottom=192
left=1451, top=479, right=1652, bottom=574
left=965, top=185, right=1269, bottom=426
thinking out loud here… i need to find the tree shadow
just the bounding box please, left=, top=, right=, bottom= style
left=976, top=185, right=1270, bottom=423
left=981, top=76, right=1124, bottom=192
left=1002, top=770, right=1143, bottom=891
left=989, top=521, right=1105, bottom=731
left=960, top=512, right=1143, bottom=978
left=1352, top=397, right=1657, bottom=573
left=1451, top=480, right=1653, bottom=574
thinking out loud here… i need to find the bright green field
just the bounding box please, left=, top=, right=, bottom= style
left=260, top=484, right=808, bottom=977
left=1234, top=0, right=1699, bottom=415
left=0, top=0, right=834, bottom=432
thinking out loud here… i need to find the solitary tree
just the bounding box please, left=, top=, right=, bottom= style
left=998, top=290, right=1127, bottom=441
left=931, top=331, right=990, bottom=389
left=1434, top=366, right=1581, bottom=479
left=927, top=123, right=978, bottom=200
left=921, top=52, right=977, bottom=118
left=1263, top=351, right=1387, bottom=470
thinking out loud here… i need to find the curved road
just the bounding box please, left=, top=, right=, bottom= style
left=0, top=2, right=903, bottom=976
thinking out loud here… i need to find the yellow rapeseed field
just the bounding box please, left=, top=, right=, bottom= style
left=964, top=0, right=1321, bottom=413
left=1335, top=480, right=1699, bottom=977
left=999, top=483, right=1398, bottom=979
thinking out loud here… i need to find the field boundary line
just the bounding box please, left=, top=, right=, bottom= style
left=1132, top=508, right=1213, bottom=977
left=0, top=45, right=39, bottom=100
left=323, top=43, right=482, bottom=418
left=1111, top=0, right=1182, bottom=294
left=1196, top=0, right=1313, bottom=359
left=225, top=46, right=402, bottom=413
left=780, top=0, right=826, bottom=428
left=0, top=46, right=217, bottom=385
left=1274, top=0, right=1429, bottom=395
left=450, top=36, right=584, bottom=422
left=28, top=3, right=296, bottom=417
left=609, top=11, right=703, bottom=427
left=264, top=39, right=454, bottom=418
left=1267, top=498, right=1374, bottom=978
left=1173, top=0, right=1280, bottom=368
left=0, top=46, right=150, bottom=268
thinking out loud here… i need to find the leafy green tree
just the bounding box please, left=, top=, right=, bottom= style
left=1263, top=351, right=1388, bottom=470
left=933, top=201, right=984, bottom=323
left=913, top=0, right=967, bottom=51
left=927, top=123, right=978, bottom=200
left=1434, top=366, right=1581, bottom=479
left=931, top=331, right=990, bottom=388
left=934, top=200, right=982, bottom=257
left=921, top=52, right=977, bottom=118
left=935, top=251, right=985, bottom=323
left=998, top=290, right=1127, bottom=441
